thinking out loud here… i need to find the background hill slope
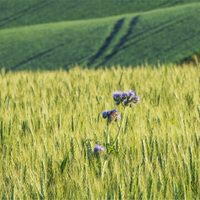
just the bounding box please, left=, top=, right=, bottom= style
left=1, top=0, right=199, bottom=29
left=0, top=1, right=200, bottom=70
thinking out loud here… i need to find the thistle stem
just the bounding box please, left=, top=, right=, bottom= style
left=112, top=107, right=126, bottom=146
left=106, top=125, right=109, bottom=152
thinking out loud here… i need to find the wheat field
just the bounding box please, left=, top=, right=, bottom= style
left=0, top=64, right=200, bottom=199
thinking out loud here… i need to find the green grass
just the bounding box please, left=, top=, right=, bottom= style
left=1, top=64, right=200, bottom=199
left=0, top=3, right=200, bottom=71
left=0, top=0, right=199, bottom=29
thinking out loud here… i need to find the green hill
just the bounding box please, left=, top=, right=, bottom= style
left=0, top=2, right=200, bottom=71
left=0, top=0, right=199, bottom=29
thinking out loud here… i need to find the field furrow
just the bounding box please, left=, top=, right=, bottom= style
left=87, top=18, right=125, bottom=67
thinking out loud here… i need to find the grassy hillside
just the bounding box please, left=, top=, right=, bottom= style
left=0, top=0, right=200, bottom=29
left=0, top=3, right=200, bottom=71
left=1, top=64, right=200, bottom=199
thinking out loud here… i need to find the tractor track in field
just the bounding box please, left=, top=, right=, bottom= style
left=0, top=1, right=50, bottom=28
left=99, top=15, right=181, bottom=65
left=98, top=16, right=139, bottom=67
left=87, top=18, right=125, bottom=67
left=118, top=15, right=193, bottom=52
left=99, top=13, right=193, bottom=65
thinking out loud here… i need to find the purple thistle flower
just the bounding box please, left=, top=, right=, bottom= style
left=113, top=89, right=139, bottom=107
left=124, top=100, right=128, bottom=106
left=122, top=90, right=140, bottom=107
left=108, top=109, right=121, bottom=124
left=131, top=95, right=140, bottom=104
left=113, top=91, right=122, bottom=104
left=122, top=92, right=128, bottom=100
left=127, top=90, right=136, bottom=101
left=129, top=90, right=136, bottom=96
left=102, top=109, right=121, bottom=124
left=93, top=144, right=105, bottom=153
left=102, top=110, right=108, bottom=118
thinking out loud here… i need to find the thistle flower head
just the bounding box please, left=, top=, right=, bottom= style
left=102, top=110, right=108, bottom=118
left=108, top=109, right=121, bottom=124
left=131, top=95, right=140, bottom=104
left=126, top=90, right=140, bottom=107
left=113, top=91, right=122, bottom=104
left=127, top=90, right=136, bottom=100
left=93, top=144, right=105, bottom=153
left=114, top=89, right=140, bottom=107
left=129, top=90, right=136, bottom=96
left=122, top=92, right=128, bottom=100
left=124, top=100, right=128, bottom=106
left=102, top=109, right=121, bottom=124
